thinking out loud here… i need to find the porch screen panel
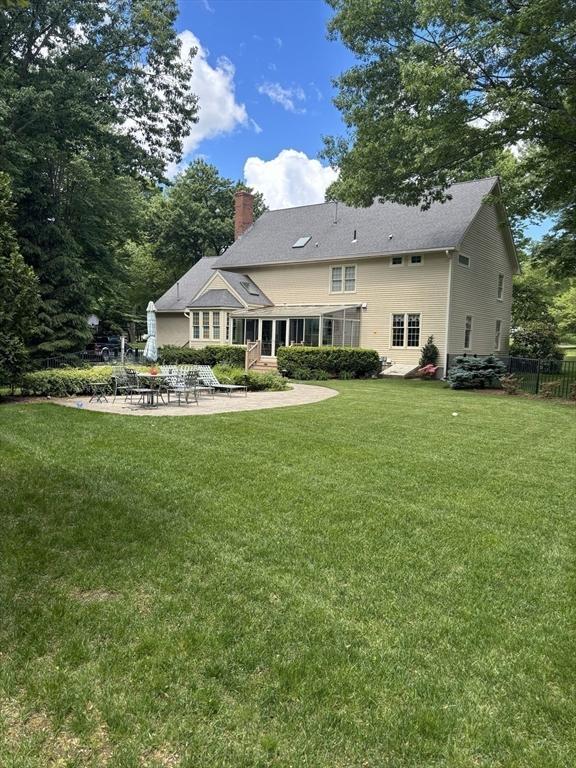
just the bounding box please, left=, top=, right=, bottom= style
left=232, top=318, right=245, bottom=344
left=245, top=318, right=258, bottom=343
left=289, top=318, right=304, bottom=345
left=322, top=319, right=334, bottom=346
left=304, top=318, right=319, bottom=346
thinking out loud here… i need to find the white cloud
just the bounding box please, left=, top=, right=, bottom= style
left=167, top=30, right=248, bottom=175
left=250, top=118, right=263, bottom=134
left=257, top=82, right=306, bottom=113
left=244, top=149, right=339, bottom=209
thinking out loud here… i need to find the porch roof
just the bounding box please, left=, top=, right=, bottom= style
left=230, top=304, right=361, bottom=319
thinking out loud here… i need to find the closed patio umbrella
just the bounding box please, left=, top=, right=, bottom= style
left=143, top=301, right=158, bottom=362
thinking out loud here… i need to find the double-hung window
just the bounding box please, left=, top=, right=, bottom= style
left=212, top=311, right=220, bottom=340
left=392, top=313, right=421, bottom=347
left=497, top=273, right=504, bottom=300
left=202, top=311, right=210, bottom=340
left=192, top=312, right=200, bottom=340
left=330, top=264, right=356, bottom=293
left=464, top=315, right=473, bottom=350
left=495, top=319, right=502, bottom=351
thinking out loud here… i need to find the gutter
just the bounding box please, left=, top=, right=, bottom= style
left=213, top=246, right=457, bottom=271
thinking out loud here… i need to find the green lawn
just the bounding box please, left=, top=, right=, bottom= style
left=1, top=380, right=574, bottom=768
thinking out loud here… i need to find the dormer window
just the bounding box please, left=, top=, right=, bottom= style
left=292, top=236, right=311, bottom=248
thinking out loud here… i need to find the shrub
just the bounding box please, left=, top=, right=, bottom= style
left=447, top=355, right=506, bottom=389
left=539, top=380, right=562, bottom=398
left=569, top=382, right=576, bottom=401
left=213, top=365, right=288, bottom=392
left=419, top=335, right=439, bottom=367
left=0, top=334, right=30, bottom=390
left=510, top=321, right=562, bottom=360
left=276, top=346, right=380, bottom=379
left=500, top=374, right=522, bottom=395
left=159, top=345, right=245, bottom=367
left=21, top=366, right=122, bottom=397
left=21, top=363, right=288, bottom=397
left=286, top=367, right=330, bottom=381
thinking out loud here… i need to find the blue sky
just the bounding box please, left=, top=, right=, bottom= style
left=174, top=0, right=353, bottom=209
left=175, top=0, right=550, bottom=238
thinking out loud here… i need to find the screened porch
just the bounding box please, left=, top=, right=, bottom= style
left=229, top=305, right=361, bottom=357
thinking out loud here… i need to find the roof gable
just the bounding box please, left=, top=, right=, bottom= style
left=215, top=177, right=501, bottom=270
left=155, top=256, right=271, bottom=312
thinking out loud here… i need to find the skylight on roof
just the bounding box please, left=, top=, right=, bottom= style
left=240, top=280, right=260, bottom=296
left=292, top=235, right=311, bottom=248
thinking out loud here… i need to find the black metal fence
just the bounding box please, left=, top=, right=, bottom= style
left=446, top=353, right=576, bottom=399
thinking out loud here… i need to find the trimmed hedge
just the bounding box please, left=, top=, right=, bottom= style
left=158, top=345, right=245, bottom=367
left=21, top=363, right=287, bottom=397
left=276, top=346, right=381, bottom=379
left=21, top=366, right=124, bottom=397
left=213, top=365, right=288, bottom=392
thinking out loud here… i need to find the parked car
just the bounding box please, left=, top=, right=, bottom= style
left=85, top=335, right=122, bottom=362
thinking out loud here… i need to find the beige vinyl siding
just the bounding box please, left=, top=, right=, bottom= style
left=198, top=273, right=232, bottom=295
left=156, top=313, right=190, bottom=348
left=448, top=204, right=514, bottom=356
left=245, top=254, right=450, bottom=364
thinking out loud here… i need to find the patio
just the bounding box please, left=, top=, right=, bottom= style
left=48, top=382, right=337, bottom=416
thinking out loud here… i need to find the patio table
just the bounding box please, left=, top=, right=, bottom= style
left=135, top=372, right=168, bottom=408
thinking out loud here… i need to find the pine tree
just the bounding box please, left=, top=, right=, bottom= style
left=419, top=336, right=439, bottom=367
left=0, top=174, right=39, bottom=385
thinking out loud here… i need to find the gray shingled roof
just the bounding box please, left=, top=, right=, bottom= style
left=215, top=177, right=500, bottom=269
left=155, top=256, right=271, bottom=311
left=188, top=289, right=243, bottom=309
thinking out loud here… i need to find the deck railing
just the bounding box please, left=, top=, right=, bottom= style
left=245, top=340, right=261, bottom=370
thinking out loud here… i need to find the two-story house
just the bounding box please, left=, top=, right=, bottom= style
left=154, top=177, right=518, bottom=374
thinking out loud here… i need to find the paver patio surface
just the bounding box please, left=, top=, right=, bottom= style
left=48, top=382, right=337, bottom=416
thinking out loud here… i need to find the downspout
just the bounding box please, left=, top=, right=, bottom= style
left=184, top=310, right=192, bottom=348
left=443, top=250, right=453, bottom=378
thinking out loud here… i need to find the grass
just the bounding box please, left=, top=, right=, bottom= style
left=0, top=379, right=574, bottom=767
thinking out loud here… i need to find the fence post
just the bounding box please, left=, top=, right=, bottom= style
left=535, top=358, right=541, bottom=395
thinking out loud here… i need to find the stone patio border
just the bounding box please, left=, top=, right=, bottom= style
left=48, top=383, right=338, bottom=417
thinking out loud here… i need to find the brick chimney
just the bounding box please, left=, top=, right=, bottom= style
left=234, top=190, right=254, bottom=240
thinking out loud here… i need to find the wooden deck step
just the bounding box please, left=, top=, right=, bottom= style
left=250, top=358, right=278, bottom=373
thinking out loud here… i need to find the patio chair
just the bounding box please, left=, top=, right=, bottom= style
left=165, top=371, right=199, bottom=406
left=125, top=369, right=154, bottom=406
left=112, top=368, right=134, bottom=402
left=195, top=365, right=248, bottom=397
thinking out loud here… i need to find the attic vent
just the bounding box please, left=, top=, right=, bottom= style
left=292, top=235, right=311, bottom=248
left=240, top=280, right=260, bottom=296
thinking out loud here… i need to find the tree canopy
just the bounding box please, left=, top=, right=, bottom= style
left=148, top=160, right=267, bottom=285
left=324, top=0, right=575, bottom=275
left=0, top=172, right=39, bottom=383
left=0, top=0, right=198, bottom=353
